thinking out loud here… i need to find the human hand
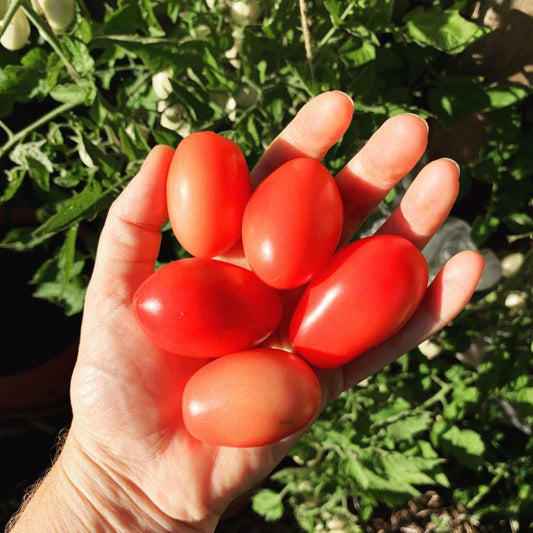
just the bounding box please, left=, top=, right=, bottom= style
left=11, top=91, right=484, bottom=533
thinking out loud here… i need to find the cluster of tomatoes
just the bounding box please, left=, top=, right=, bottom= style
left=133, top=132, right=428, bottom=447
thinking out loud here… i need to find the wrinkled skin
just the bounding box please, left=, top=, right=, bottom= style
left=68, top=91, right=484, bottom=530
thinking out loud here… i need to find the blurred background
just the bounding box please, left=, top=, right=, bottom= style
left=0, top=0, right=532, bottom=531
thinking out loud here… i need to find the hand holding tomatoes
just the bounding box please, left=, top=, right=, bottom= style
left=44, top=93, right=483, bottom=533
left=132, top=130, right=433, bottom=447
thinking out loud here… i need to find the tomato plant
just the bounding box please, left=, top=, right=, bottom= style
left=167, top=131, right=250, bottom=258
left=243, top=158, right=343, bottom=289
left=182, top=348, right=321, bottom=447
left=290, top=235, right=428, bottom=368
left=133, top=258, right=282, bottom=358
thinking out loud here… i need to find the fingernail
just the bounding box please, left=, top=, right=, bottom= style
left=441, top=157, right=461, bottom=176
left=333, top=90, right=354, bottom=108
left=406, top=113, right=429, bottom=133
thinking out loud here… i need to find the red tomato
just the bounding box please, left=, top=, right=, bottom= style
left=242, top=158, right=343, bottom=289
left=167, top=131, right=250, bottom=258
left=290, top=235, right=428, bottom=368
left=133, top=259, right=282, bottom=357
left=182, top=349, right=321, bottom=447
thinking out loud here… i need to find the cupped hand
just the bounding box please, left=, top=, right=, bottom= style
left=64, top=92, right=484, bottom=532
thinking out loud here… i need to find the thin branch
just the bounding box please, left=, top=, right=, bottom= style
left=0, top=101, right=80, bottom=160
left=21, top=4, right=81, bottom=85
left=298, top=0, right=314, bottom=79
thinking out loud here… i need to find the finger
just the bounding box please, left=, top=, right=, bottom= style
left=342, top=251, right=485, bottom=389
left=250, top=91, right=354, bottom=188
left=375, top=158, right=460, bottom=249
left=336, top=113, right=429, bottom=244
left=87, top=145, right=175, bottom=303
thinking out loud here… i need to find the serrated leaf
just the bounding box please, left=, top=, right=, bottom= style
left=62, top=37, right=95, bottom=76
left=51, top=80, right=96, bottom=106
left=345, top=457, right=370, bottom=489
left=33, top=276, right=87, bottom=316
left=386, top=412, right=433, bottom=441
left=378, top=452, right=443, bottom=486
left=403, top=8, right=489, bottom=54
left=439, top=426, right=485, bottom=468
left=10, top=141, right=54, bottom=191
left=252, top=489, right=284, bottom=521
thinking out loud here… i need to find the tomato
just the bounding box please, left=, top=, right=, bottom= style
left=242, top=158, right=343, bottom=289
left=1, top=9, right=30, bottom=51
left=37, top=0, right=75, bottom=32
left=290, top=235, right=428, bottom=368
left=167, top=132, right=250, bottom=258
left=152, top=69, right=173, bottom=99
left=133, top=258, right=282, bottom=357
left=182, top=349, right=321, bottom=447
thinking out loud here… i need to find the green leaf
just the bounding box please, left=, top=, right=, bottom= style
left=62, top=37, right=96, bottom=76
left=0, top=48, right=51, bottom=117
left=10, top=141, right=54, bottom=191
left=252, top=489, right=284, bottom=521
left=378, top=452, right=443, bottom=486
left=386, top=412, right=433, bottom=441
left=51, top=80, right=97, bottom=105
left=32, top=180, right=110, bottom=237
left=403, top=8, right=489, bottom=54
left=1, top=167, right=26, bottom=202
left=32, top=276, right=86, bottom=316
left=503, top=388, right=533, bottom=417
left=439, top=426, right=485, bottom=468
left=339, top=38, right=376, bottom=68
left=486, top=85, right=531, bottom=109
left=345, top=457, right=370, bottom=490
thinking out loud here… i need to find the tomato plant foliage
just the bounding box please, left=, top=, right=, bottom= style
left=0, top=0, right=532, bottom=530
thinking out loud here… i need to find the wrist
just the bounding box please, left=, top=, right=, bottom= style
left=10, top=432, right=217, bottom=533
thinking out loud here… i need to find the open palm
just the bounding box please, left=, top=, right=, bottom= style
left=67, top=92, right=484, bottom=531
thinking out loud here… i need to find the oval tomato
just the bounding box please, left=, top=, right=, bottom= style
left=290, top=235, right=428, bottom=368
left=242, top=158, right=343, bottom=289
left=182, top=349, right=321, bottom=447
left=133, top=259, right=282, bottom=357
left=167, top=132, right=250, bottom=258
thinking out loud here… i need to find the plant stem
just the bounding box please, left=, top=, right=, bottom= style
left=92, top=35, right=179, bottom=45
left=372, top=375, right=478, bottom=430
left=21, top=4, right=81, bottom=85
left=0, top=121, right=13, bottom=138
left=0, top=0, right=24, bottom=40
left=298, top=0, right=314, bottom=80
left=317, top=4, right=354, bottom=48
left=0, top=101, right=80, bottom=160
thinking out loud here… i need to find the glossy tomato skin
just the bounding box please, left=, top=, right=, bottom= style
left=242, top=158, right=343, bottom=289
left=167, top=131, right=250, bottom=258
left=182, top=349, right=321, bottom=447
left=290, top=235, right=428, bottom=368
left=133, top=259, right=282, bottom=358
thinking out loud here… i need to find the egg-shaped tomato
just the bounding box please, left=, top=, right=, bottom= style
left=133, top=259, right=282, bottom=357
left=290, top=235, right=428, bottom=368
left=167, top=131, right=250, bottom=258
left=242, top=157, right=343, bottom=289
left=182, top=349, right=321, bottom=447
